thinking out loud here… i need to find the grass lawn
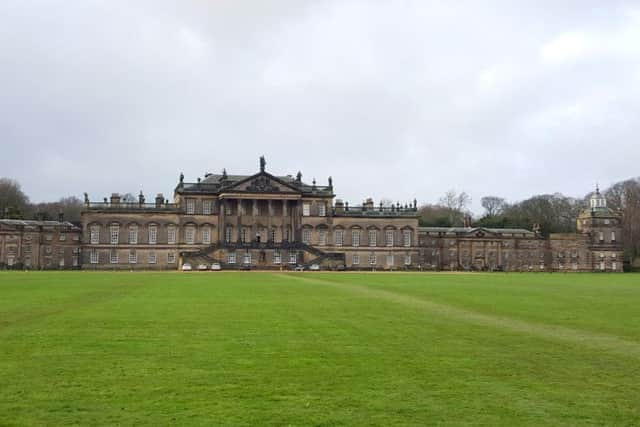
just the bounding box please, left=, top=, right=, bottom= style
left=1, top=272, right=639, bottom=426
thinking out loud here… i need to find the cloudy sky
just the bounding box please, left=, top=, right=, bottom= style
left=1, top=1, right=639, bottom=212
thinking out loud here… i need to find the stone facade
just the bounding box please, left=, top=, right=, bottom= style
left=73, top=159, right=624, bottom=272
left=0, top=219, right=82, bottom=269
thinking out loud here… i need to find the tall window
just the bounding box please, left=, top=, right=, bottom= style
left=369, top=253, right=377, bottom=265
left=90, top=249, right=98, bottom=264
left=110, top=249, right=118, bottom=264
left=335, top=230, right=344, bottom=247
left=128, top=249, right=137, bottom=264
left=186, top=199, right=195, bottom=214
left=270, top=228, right=276, bottom=242
left=302, top=203, right=310, bottom=216
left=386, top=230, right=394, bottom=247
left=599, top=231, right=604, bottom=242
left=274, top=249, right=281, bottom=264
left=227, top=251, right=236, bottom=264
left=289, top=252, right=297, bottom=264
left=202, top=227, right=211, bottom=244
left=243, top=251, right=252, bottom=264
left=318, top=203, right=326, bottom=217
left=225, top=227, right=232, bottom=243
left=148, top=252, right=156, bottom=264
left=186, top=226, right=195, bottom=244
left=302, top=229, right=311, bottom=244
left=318, top=230, right=327, bottom=246
left=352, top=229, right=360, bottom=247
left=148, top=225, right=157, bottom=245
left=386, top=254, right=394, bottom=266
left=404, top=255, right=412, bottom=265
left=368, top=230, right=377, bottom=247
left=128, top=225, right=138, bottom=244
left=167, top=225, right=176, bottom=244
left=167, top=252, right=176, bottom=263
left=240, top=228, right=247, bottom=243
left=110, top=225, right=119, bottom=245
left=352, top=254, right=360, bottom=265
left=90, top=225, right=100, bottom=244
left=611, top=231, right=616, bottom=242
left=202, top=200, right=212, bottom=215
left=403, top=230, right=411, bottom=247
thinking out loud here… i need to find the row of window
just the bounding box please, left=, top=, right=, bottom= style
left=301, top=229, right=412, bottom=247
left=226, top=250, right=297, bottom=265
left=350, top=254, right=412, bottom=266
left=89, top=249, right=176, bottom=264
left=302, top=202, right=326, bottom=217
left=92, top=225, right=200, bottom=245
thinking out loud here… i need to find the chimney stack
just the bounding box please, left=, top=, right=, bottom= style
left=110, top=193, right=121, bottom=205
left=335, top=199, right=344, bottom=214
left=155, top=193, right=164, bottom=208
left=364, top=198, right=374, bottom=210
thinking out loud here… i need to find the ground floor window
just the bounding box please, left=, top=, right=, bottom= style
left=352, top=254, right=360, bottom=265
left=302, top=229, right=311, bottom=244
left=243, top=251, right=251, bottom=264
left=404, top=255, right=411, bottom=265
left=369, top=253, right=377, bottom=265
left=274, top=250, right=281, bottom=264
left=167, top=253, right=176, bottom=263
left=128, top=249, right=137, bottom=264
left=289, top=253, right=297, bottom=264
left=110, top=250, right=118, bottom=264
left=386, top=254, right=394, bottom=266
left=227, top=251, right=236, bottom=264
left=148, top=252, right=156, bottom=264
left=90, top=249, right=98, bottom=264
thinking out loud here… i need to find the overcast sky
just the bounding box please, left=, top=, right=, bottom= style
left=1, top=1, right=639, bottom=213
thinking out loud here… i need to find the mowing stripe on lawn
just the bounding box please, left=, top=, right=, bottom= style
left=279, top=274, right=640, bottom=358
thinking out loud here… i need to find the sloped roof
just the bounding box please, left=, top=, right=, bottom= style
left=418, top=226, right=535, bottom=236
left=0, top=219, right=81, bottom=231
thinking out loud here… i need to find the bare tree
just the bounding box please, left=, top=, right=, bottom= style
left=439, top=189, right=471, bottom=212
left=481, top=196, right=506, bottom=217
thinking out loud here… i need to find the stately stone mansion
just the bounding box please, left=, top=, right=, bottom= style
left=0, top=158, right=624, bottom=271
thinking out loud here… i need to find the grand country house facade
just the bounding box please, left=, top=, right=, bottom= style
left=0, top=157, right=624, bottom=271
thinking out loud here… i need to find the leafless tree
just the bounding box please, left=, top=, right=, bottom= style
left=480, top=196, right=506, bottom=217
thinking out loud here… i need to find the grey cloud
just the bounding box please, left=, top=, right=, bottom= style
left=1, top=0, right=639, bottom=214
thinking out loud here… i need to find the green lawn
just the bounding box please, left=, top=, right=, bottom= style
left=1, top=272, right=639, bottom=426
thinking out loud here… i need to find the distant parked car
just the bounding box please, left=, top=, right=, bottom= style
left=294, top=265, right=305, bottom=271
left=197, top=264, right=208, bottom=271
left=181, top=263, right=192, bottom=271
left=210, top=263, right=221, bottom=271
left=309, top=264, right=320, bottom=271
left=336, top=264, right=346, bottom=271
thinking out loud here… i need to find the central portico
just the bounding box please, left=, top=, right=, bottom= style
left=173, top=156, right=419, bottom=269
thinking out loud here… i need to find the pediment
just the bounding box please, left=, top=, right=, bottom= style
left=222, top=172, right=301, bottom=194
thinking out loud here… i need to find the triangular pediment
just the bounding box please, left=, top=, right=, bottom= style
left=221, top=171, right=301, bottom=194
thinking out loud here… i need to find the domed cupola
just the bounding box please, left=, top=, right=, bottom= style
left=589, top=185, right=608, bottom=212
